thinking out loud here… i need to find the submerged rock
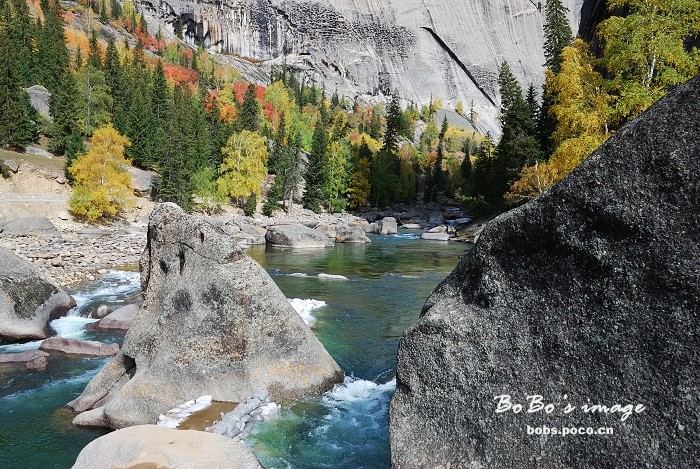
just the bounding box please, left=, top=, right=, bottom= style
left=0, top=248, right=75, bottom=341
left=69, top=203, right=343, bottom=428
left=71, top=424, right=263, bottom=469
left=390, top=76, right=700, bottom=467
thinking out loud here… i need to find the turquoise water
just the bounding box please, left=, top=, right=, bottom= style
left=0, top=232, right=469, bottom=468
left=246, top=232, right=470, bottom=468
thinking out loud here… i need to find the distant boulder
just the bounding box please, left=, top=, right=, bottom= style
left=0, top=248, right=75, bottom=341
left=25, top=85, right=51, bottom=118
left=266, top=224, right=333, bottom=248
left=379, top=217, right=398, bottom=235
left=124, top=166, right=156, bottom=197
left=390, top=75, right=700, bottom=467
left=69, top=203, right=343, bottom=428
left=0, top=216, right=59, bottom=237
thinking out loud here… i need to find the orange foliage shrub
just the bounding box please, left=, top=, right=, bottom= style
left=162, top=63, right=198, bottom=86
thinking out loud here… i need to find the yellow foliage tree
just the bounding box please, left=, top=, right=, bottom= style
left=217, top=130, right=269, bottom=200
left=69, top=126, right=134, bottom=221
left=506, top=40, right=612, bottom=203
left=346, top=158, right=372, bottom=209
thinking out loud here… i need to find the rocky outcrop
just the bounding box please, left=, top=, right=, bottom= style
left=390, top=75, right=700, bottom=468
left=71, top=424, right=263, bottom=469
left=0, top=216, right=59, bottom=237
left=69, top=203, right=343, bottom=428
left=146, top=0, right=580, bottom=136
left=266, top=224, right=333, bottom=248
left=0, top=248, right=75, bottom=341
left=40, top=337, right=120, bottom=357
left=0, top=350, right=49, bottom=370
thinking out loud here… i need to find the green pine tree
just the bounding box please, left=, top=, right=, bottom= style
left=239, top=84, right=260, bottom=132
left=543, top=0, right=572, bottom=74
left=303, top=113, right=329, bottom=213
left=87, top=30, right=102, bottom=69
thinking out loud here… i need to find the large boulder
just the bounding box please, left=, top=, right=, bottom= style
left=25, top=85, right=51, bottom=118
left=89, top=304, right=140, bottom=331
left=0, top=248, right=75, bottom=341
left=379, top=217, right=398, bottom=235
left=390, top=76, right=700, bottom=468
left=335, top=225, right=371, bottom=244
left=0, top=216, right=59, bottom=237
left=40, top=337, right=119, bottom=357
left=266, top=224, right=333, bottom=248
left=72, top=425, right=262, bottom=469
left=68, top=203, right=343, bottom=428
left=124, top=166, right=156, bottom=197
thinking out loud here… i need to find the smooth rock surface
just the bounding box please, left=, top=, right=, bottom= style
left=420, top=232, right=450, bottom=241
left=25, top=85, right=51, bottom=118
left=0, top=248, right=75, bottom=340
left=266, top=224, right=333, bottom=248
left=71, top=424, right=263, bottom=469
left=379, top=217, right=398, bottom=235
left=151, top=0, right=579, bottom=136
left=335, top=225, right=371, bottom=244
left=69, top=204, right=343, bottom=428
left=124, top=166, right=156, bottom=197
left=40, top=337, right=120, bottom=357
left=390, top=75, right=700, bottom=468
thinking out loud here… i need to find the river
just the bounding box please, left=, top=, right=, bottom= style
left=0, top=231, right=469, bottom=468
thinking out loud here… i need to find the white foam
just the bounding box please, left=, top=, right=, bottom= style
left=288, top=298, right=326, bottom=326
left=50, top=316, right=98, bottom=339
left=317, top=273, right=349, bottom=281
left=287, top=273, right=348, bottom=281
left=0, top=340, right=43, bottom=353
left=322, top=377, right=396, bottom=404
left=393, top=233, right=421, bottom=240
left=69, top=270, right=141, bottom=317
left=158, top=395, right=213, bottom=429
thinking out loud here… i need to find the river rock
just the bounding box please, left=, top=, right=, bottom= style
left=0, top=350, right=49, bottom=370
left=71, top=425, right=263, bottom=469
left=266, top=224, right=333, bottom=248
left=379, top=217, right=398, bottom=235
left=92, top=304, right=139, bottom=331
left=390, top=75, right=700, bottom=467
left=0, top=216, right=59, bottom=237
left=314, top=223, right=338, bottom=239
left=40, top=337, right=119, bottom=357
left=68, top=203, right=343, bottom=428
left=420, top=232, right=449, bottom=241
left=0, top=248, right=75, bottom=341
left=335, top=225, right=371, bottom=244
left=92, top=305, right=113, bottom=319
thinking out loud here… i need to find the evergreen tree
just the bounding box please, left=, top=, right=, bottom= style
left=124, top=85, right=155, bottom=168
left=525, top=84, right=539, bottom=123
left=64, top=130, right=86, bottom=181
left=110, top=0, right=122, bottom=19
left=99, top=0, right=108, bottom=23
left=239, top=83, right=260, bottom=132
left=38, top=0, right=71, bottom=92
left=150, top=61, right=171, bottom=168
left=383, top=93, right=402, bottom=154
left=48, top=72, right=80, bottom=154
left=0, top=1, right=38, bottom=150
left=174, top=18, right=183, bottom=40
left=303, top=113, right=329, bottom=212
left=543, top=0, right=572, bottom=74
left=4, top=0, right=36, bottom=87
left=87, top=30, right=102, bottom=69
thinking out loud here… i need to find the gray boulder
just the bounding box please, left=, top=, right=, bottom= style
left=0, top=350, right=49, bottom=370
left=379, top=217, right=398, bottom=235
left=124, top=166, right=155, bottom=197
left=420, top=232, right=449, bottom=242
left=25, top=85, right=51, bottom=118
left=2, top=159, right=18, bottom=173
left=72, top=425, right=263, bottom=469
left=0, top=216, right=59, bottom=237
left=266, top=224, right=333, bottom=248
left=91, top=305, right=113, bottom=319
left=40, top=337, right=119, bottom=357
left=335, top=225, right=371, bottom=244
left=0, top=248, right=75, bottom=341
left=91, top=304, right=140, bottom=331
left=390, top=76, right=700, bottom=467
left=68, top=203, right=343, bottom=428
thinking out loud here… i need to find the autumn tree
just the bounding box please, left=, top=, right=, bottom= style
left=68, top=125, right=134, bottom=221
left=597, top=0, right=700, bottom=123
left=217, top=130, right=269, bottom=202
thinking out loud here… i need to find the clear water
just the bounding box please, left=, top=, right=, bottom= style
left=0, top=232, right=469, bottom=468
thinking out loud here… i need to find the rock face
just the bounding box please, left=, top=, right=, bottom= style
left=145, top=0, right=580, bottom=136
left=266, top=224, right=333, bottom=248
left=390, top=75, right=700, bottom=468
left=40, top=337, right=120, bottom=357
left=0, top=216, right=59, bottom=237
left=69, top=203, right=343, bottom=428
left=72, top=424, right=263, bottom=469
left=0, top=248, right=75, bottom=341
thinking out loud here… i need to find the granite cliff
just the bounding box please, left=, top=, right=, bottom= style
left=140, top=0, right=581, bottom=136
left=389, top=75, right=700, bottom=467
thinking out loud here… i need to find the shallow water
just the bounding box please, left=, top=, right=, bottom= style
left=0, top=232, right=469, bottom=468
